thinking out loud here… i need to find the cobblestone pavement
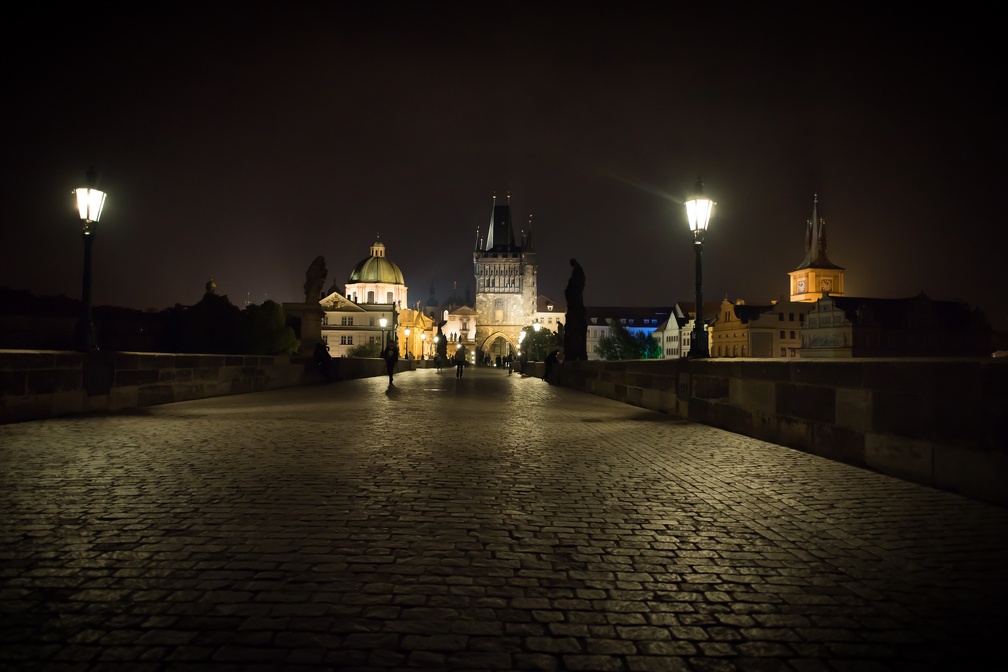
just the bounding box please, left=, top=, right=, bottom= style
left=2, top=367, right=1007, bottom=672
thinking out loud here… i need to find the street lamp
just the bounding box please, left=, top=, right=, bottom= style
left=379, top=316, right=388, bottom=349
left=404, top=327, right=411, bottom=358
left=684, top=177, right=714, bottom=358
left=421, top=332, right=427, bottom=359
left=74, top=170, right=107, bottom=351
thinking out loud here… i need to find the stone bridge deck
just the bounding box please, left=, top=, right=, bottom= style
left=1, top=367, right=1005, bottom=671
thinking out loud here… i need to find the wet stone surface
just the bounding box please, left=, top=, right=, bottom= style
left=1, top=367, right=1006, bottom=671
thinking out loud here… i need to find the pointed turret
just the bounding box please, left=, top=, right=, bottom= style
left=484, top=193, right=518, bottom=252
left=523, top=214, right=535, bottom=252
left=796, top=194, right=844, bottom=271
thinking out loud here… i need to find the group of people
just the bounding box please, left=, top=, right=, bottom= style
left=384, top=341, right=468, bottom=385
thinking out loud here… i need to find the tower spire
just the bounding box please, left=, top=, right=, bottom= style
left=795, top=193, right=843, bottom=271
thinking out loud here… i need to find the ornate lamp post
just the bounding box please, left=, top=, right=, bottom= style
left=421, top=332, right=427, bottom=359
left=404, top=327, right=411, bottom=358
left=74, top=171, right=107, bottom=351
left=684, top=178, right=714, bottom=358
left=531, top=320, right=543, bottom=361
left=379, top=317, right=388, bottom=349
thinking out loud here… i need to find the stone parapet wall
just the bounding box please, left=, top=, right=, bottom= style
left=559, top=358, right=1008, bottom=506
left=0, top=350, right=394, bottom=425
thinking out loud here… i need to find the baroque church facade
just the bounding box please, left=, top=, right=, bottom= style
left=317, top=238, right=432, bottom=359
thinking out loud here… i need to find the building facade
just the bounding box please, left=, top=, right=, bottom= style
left=802, top=293, right=990, bottom=357
left=584, top=306, right=671, bottom=360
left=319, top=239, right=410, bottom=358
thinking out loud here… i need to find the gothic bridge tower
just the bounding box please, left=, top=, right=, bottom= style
left=473, top=193, right=537, bottom=359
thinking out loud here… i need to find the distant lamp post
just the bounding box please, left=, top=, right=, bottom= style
left=74, top=170, right=107, bottom=351
left=684, top=177, right=714, bottom=358
left=380, top=317, right=388, bottom=348
left=531, top=320, right=542, bottom=360
left=404, top=327, right=411, bottom=358
left=421, top=332, right=427, bottom=359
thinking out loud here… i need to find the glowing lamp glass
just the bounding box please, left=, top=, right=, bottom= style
left=685, top=197, right=713, bottom=234
left=76, top=187, right=107, bottom=223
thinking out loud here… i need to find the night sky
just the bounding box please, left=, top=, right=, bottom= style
left=4, top=4, right=1006, bottom=329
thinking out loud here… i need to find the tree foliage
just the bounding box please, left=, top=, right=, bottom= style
left=596, top=319, right=661, bottom=360
left=521, top=325, right=558, bottom=361
left=240, top=300, right=300, bottom=355
left=347, top=341, right=381, bottom=358
left=163, top=295, right=298, bottom=355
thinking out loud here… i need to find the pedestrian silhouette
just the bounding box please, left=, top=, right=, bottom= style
left=383, top=341, right=399, bottom=386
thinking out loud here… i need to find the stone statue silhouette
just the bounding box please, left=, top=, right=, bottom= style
left=563, top=258, right=588, bottom=361
left=304, top=256, right=327, bottom=303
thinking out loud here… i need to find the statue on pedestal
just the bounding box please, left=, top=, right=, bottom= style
left=304, top=256, right=328, bottom=303
left=563, top=258, right=588, bottom=361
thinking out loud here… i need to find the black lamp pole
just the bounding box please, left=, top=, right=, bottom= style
left=75, top=170, right=106, bottom=351
left=685, top=177, right=713, bottom=358
left=79, top=229, right=96, bottom=350
left=692, top=232, right=707, bottom=358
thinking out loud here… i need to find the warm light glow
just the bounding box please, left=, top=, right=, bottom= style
left=685, top=196, right=713, bottom=234
left=379, top=317, right=387, bottom=328
left=404, top=328, right=410, bottom=337
left=75, top=187, right=106, bottom=223
left=533, top=321, right=541, bottom=332
left=518, top=331, right=526, bottom=343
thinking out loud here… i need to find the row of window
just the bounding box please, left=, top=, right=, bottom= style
left=347, top=291, right=396, bottom=304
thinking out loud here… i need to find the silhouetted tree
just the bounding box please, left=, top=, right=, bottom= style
left=521, top=326, right=557, bottom=361
left=240, top=300, right=299, bottom=355
left=163, top=292, right=243, bottom=353
left=596, top=319, right=660, bottom=360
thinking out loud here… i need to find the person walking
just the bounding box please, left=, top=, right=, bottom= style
left=383, top=340, right=399, bottom=386
left=454, top=346, right=466, bottom=379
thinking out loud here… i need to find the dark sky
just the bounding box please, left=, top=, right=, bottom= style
left=4, top=3, right=1006, bottom=328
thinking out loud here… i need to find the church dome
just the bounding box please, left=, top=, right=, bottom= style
left=347, top=240, right=405, bottom=285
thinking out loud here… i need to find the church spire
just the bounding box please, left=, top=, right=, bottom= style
left=796, top=193, right=843, bottom=271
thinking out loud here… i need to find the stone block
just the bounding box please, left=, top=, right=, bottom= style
left=776, top=383, right=834, bottom=424
left=27, top=369, right=82, bottom=395
left=932, top=443, right=1008, bottom=506
left=864, top=433, right=934, bottom=483
left=115, top=368, right=160, bottom=387
left=730, top=378, right=775, bottom=414
left=836, top=387, right=871, bottom=432
left=692, top=373, right=728, bottom=401
left=810, top=422, right=865, bottom=466
left=738, top=360, right=790, bottom=382
left=0, top=370, right=27, bottom=396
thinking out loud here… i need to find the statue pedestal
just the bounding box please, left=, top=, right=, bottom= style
left=282, top=302, right=323, bottom=355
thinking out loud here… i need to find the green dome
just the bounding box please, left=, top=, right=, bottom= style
left=347, top=240, right=405, bottom=285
